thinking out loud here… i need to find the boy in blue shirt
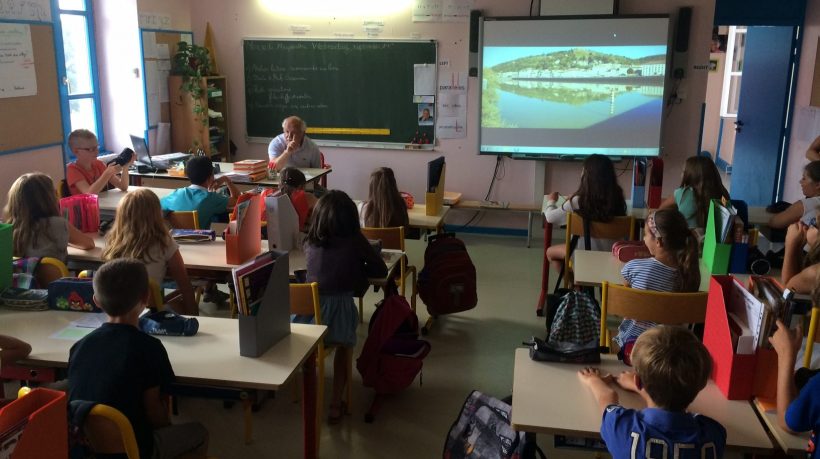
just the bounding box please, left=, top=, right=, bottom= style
left=68, top=259, right=208, bottom=458
left=771, top=319, right=818, bottom=457
left=579, top=326, right=726, bottom=458
left=160, top=156, right=239, bottom=229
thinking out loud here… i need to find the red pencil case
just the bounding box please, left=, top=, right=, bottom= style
left=611, top=241, right=652, bottom=263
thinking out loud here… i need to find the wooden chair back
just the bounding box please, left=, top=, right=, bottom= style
left=600, top=281, right=708, bottom=348
left=361, top=226, right=405, bottom=251
left=84, top=404, right=140, bottom=458
left=290, top=282, right=321, bottom=323
left=166, top=210, right=200, bottom=230
left=562, top=213, right=635, bottom=288
left=803, top=306, right=820, bottom=368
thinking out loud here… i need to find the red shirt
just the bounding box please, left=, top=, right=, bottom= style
left=66, top=160, right=107, bottom=195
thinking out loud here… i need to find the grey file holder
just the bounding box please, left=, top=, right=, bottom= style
left=238, top=250, right=291, bottom=357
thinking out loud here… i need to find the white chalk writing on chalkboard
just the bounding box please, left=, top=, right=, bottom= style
left=0, top=0, right=51, bottom=22
left=0, top=23, right=37, bottom=98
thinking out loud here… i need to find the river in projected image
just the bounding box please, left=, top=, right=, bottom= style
left=488, top=80, right=663, bottom=129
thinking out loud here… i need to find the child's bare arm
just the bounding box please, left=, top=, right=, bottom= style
left=0, top=335, right=32, bottom=365
left=578, top=367, right=618, bottom=412
left=769, top=320, right=803, bottom=433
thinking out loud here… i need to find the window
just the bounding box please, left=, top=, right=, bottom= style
left=720, top=26, right=746, bottom=118
left=55, top=0, right=103, bottom=156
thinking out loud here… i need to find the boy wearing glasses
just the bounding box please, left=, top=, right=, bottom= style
left=66, top=129, right=131, bottom=195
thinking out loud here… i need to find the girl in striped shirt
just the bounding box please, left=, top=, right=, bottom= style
left=614, top=209, right=700, bottom=357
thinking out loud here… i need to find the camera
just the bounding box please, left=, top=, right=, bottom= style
left=107, top=148, right=134, bottom=166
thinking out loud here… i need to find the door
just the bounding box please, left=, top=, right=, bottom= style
left=729, top=26, right=797, bottom=206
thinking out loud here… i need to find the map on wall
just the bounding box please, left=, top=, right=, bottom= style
left=0, top=0, right=52, bottom=22
left=0, top=23, right=37, bottom=99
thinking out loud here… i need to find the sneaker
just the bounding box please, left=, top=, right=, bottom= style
left=139, top=311, right=199, bottom=336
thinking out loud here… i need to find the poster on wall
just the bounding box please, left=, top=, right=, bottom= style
left=0, top=23, right=37, bottom=99
left=413, top=0, right=473, bottom=22
left=436, top=64, right=467, bottom=139
left=0, top=0, right=51, bottom=22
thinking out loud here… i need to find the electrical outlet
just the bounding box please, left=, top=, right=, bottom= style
left=677, top=88, right=687, bottom=101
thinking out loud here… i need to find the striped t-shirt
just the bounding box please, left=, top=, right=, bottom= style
left=614, top=257, right=680, bottom=347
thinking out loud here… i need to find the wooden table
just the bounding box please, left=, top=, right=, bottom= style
left=511, top=350, right=773, bottom=452
left=0, top=310, right=326, bottom=458
left=571, top=250, right=762, bottom=292
left=128, top=163, right=330, bottom=188
left=407, top=204, right=449, bottom=233
left=752, top=397, right=811, bottom=455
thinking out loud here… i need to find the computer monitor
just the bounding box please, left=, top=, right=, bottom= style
left=130, top=135, right=167, bottom=171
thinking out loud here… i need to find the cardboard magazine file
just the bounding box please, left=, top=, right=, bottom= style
left=238, top=251, right=291, bottom=357
left=425, top=163, right=446, bottom=217
left=703, top=276, right=776, bottom=400
left=0, top=388, right=67, bottom=458
left=226, top=194, right=262, bottom=265
left=647, top=157, right=664, bottom=208
left=702, top=200, right=731, bottom=275
left=631, top=157, right=646, bottom=209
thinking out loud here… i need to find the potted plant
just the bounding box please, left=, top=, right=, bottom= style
left=170, top=42, right=212, bottom=151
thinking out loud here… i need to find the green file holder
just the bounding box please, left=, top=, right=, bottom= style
left=703, top=200, right=731, bottom=275
left=0, top=223, right=11, bottom=292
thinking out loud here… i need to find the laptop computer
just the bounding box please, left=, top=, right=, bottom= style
left=130, top=135, right=191, bottom=171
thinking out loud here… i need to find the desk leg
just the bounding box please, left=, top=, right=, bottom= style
left=527, top=212, right=533, bottom=248
left=536, top=219, right=552, bottom=316
left=302, top=349, right=318, bottom=459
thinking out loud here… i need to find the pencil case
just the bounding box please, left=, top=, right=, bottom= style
left=611, top=241, right=651, bottom=263
left=48, top=278, right=102, bottom=313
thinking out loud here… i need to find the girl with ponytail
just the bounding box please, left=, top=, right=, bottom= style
left=614, top=208, right=701, bottom=354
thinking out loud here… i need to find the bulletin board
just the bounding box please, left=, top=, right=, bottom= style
left=140, top=29, right=193, bottom=129
left=0, top=23, right=62, bottom=153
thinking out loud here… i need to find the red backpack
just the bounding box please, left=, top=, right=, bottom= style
left=357, top=293, right=431, bottom=422
left=418, top=233, right=477, bottom=317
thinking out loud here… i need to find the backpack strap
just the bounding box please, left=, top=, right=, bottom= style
left=583, top=215, right=592, bottom=251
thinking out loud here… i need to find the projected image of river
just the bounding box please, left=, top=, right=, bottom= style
left=493, top=81, right=663, bottom=129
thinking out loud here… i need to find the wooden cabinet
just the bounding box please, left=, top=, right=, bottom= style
left=168, top=75, right=230, bottom=160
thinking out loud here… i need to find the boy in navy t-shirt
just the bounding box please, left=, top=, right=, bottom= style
left=579, top=326, right=726, bottom=458
left=771, top=319, right=818, bottom=457
left=68, top=259, right=208, bottom=458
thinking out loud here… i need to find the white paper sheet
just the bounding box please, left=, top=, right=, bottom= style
left=144, top=60, right=160, bottom=125
left=438, top=93, right=466, bottom=117
left=158, top=69, right=169, bottom=103
left=142, top=31, right=158, bottom=59
left=436, top=116, right=466, bottom=139
left=442, top=0, right=473, bottom=22
left=156, top=43, right=170, bottom=60
left=413, top=0, right=443, bottom=22
left=0, top=23, right=37, bottom=98
left=413, top=63, right=436, bottom=96
left=0, top=0, right=51, bottom=22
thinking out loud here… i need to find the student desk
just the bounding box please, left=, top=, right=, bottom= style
left=571, top=250, right=763, bottom=292
left=752, top=398, right=811, bottom=455
left=511, top=349, right=774, bottom=452
left=128, top=163, right=331, bottom=188
left=0, top=309, right=326, bottom=458
left=451, top=200, right=541, bottom=247
left=407, top=204, right=449, bottom=234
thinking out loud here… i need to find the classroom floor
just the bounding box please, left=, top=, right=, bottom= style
left=182, top=233, right=553, bottom=458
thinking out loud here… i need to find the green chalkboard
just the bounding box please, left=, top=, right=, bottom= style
left=243, top=39, right=437, bottom=147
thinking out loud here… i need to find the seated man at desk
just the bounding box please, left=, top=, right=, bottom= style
left=66, top=129, right=132, bottom=195
left=267, top=115, right=322, bottom=172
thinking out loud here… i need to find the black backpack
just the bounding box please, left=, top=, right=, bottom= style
left=418, top=233, right=477, bottom=317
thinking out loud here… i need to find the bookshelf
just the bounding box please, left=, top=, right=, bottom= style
left=169, top=75, right=230, bottom=160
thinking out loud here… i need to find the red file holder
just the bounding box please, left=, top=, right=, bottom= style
left=226, top=194, right=262, bottom=265
left=59, top=194, right=99, bottom=233
left=0, top=388, right=67, bottom=458
left=703, top=276, right=777, bottom=400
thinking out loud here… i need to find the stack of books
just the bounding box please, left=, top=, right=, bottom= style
left=233, top=159, right=268, bottom=182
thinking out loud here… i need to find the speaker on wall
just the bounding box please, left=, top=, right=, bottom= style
left=469, top=10, right=481, bottom=77
left=672, top=6, right=692, bottom=79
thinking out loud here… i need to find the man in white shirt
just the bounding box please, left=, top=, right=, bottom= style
left=267, top=116, right=323, bottom=172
